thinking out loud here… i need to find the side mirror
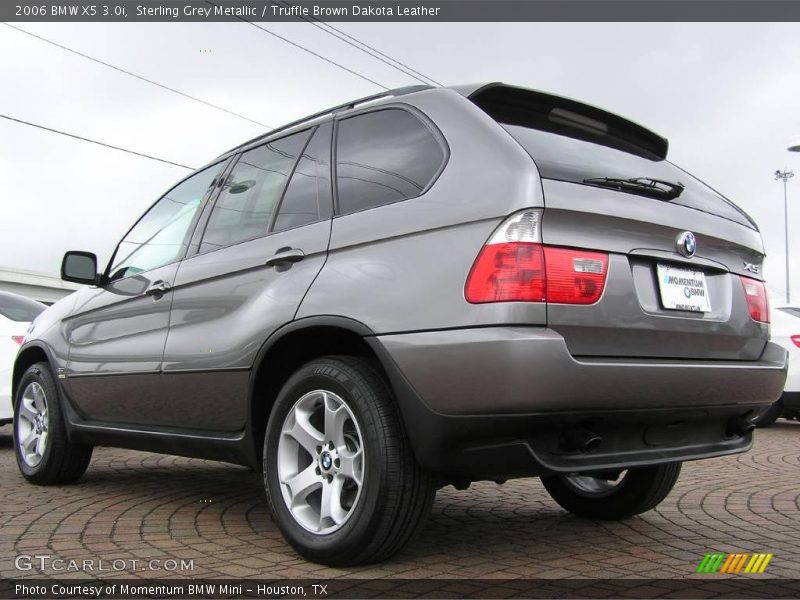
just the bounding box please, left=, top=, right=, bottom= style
left=61, top=251, right=99, bottom=285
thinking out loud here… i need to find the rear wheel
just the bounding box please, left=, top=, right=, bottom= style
left=263, top=356, right=435, bottom=566
left=14, top=362, right=93, bottom=485
left=541, top=463, right=681, bottom=520
left=754, top=399, right=784, bottom=428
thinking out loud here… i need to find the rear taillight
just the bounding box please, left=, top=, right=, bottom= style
left=542, top=246, right=608, bottom=304
left=465, top=242, right=546, bottom=303
left=465, top=210, right=609, bottom=305
left=739, top=276, right=769, bottom=323
left=11, top=336, right=25, bottom=345
left=790, top=335, right=800, bottom=348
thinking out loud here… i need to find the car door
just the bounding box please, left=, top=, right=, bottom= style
left=63, top=162, right=227, bottom=425
left=158, top=123, right=334, bottom=432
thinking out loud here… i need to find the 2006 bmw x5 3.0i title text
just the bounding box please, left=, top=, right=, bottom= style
left=12, top=83, right=787, bottom=565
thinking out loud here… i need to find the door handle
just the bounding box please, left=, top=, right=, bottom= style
left=265, top=247, right=305, bottom=269
left=145, top=280, right=171, bottom=298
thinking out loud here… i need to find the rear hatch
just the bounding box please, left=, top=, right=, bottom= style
left=470, top=84, right=768, bottom=360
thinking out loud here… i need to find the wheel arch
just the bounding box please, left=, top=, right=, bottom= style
left=247, top=316, right=399, bottom=467
left=13, top=343, right=55, bottom=400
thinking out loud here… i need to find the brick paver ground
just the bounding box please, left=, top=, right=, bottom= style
left=0, top=421, right=798, bottom=580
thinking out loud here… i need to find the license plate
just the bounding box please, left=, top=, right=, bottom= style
left=656, top=264, right=711, bottom=312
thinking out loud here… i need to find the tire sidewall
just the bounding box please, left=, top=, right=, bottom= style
left=263, top=361, right=391, bottom=558
left=543, top=463, right=681, bottom=520
left=13, top=364, right=61, bottom=479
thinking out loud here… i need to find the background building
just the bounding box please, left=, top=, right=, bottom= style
left=0, top=266, right=79, bottom=304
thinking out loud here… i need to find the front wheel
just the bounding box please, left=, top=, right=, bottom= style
left=263, top=356, right=435, bottom=566
left=14, top=362, right=93, bottom=485
left=541, top=463, right=681, bottom=520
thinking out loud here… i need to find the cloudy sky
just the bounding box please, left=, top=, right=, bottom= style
left=1, top=21, right=799, bottom=301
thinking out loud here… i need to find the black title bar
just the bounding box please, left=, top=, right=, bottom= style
left=5, top=1, right=800, bottom=22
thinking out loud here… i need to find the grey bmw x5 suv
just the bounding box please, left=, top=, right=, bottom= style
left=13, top=83, right=787, bottom=565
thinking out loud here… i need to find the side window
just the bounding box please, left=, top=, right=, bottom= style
left=199, top=130, right=311, bottom=253
left=272, top=123, right=333, bottom=233
left=335, top=108, right=445, bottom=215
left=108, top=165, right=220, bottom=280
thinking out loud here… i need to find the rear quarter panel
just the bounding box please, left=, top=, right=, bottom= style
left=298, top=89, right=547, bottom=333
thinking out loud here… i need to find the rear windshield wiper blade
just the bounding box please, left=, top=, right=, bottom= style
left=583, top=177, right=685, bottom=200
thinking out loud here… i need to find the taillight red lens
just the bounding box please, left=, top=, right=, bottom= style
left=465, top=242, right=546, bottom=303
left=11, top=336, right=25, bottom=345
left=790, top=335, right=800, bottom=348
left=739, top=276, right=769, bottom=323
left=543, top=247, right=609, bottom=305
left=465, top=242, right=608, bottom=305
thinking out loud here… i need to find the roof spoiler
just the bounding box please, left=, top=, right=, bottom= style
left=465, top=83, right=669, bottom=160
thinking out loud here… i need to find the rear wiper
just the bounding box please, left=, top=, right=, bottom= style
left=583, top=177, right=685, bottom=200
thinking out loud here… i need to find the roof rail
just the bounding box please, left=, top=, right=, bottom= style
left=224, top=84, right=432, bottom=156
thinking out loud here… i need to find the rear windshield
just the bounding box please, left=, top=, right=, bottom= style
left=502, top=124, right=756, bottom=230
left=0, top=293, right=45, bottom=322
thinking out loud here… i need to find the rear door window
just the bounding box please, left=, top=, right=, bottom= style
left=272, top=123, right=333, bottom=233
left=199, top=130, right=311, bottom=253
left=335, top=108, right=444, bottom=215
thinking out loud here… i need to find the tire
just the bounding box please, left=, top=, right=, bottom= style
left=754, top=399, right=784, bottom=428
left=541, top=462, right=681, bottom=520
left=263, top=356, right=435, bottom=566
left=13, top=362, right=93, bottom=485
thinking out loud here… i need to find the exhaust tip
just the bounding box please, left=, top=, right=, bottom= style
left=726, top=414, right=756, bottom=437
left=562, top=428, right=603, bottom=453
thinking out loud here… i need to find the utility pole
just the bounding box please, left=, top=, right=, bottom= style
left=774, top=169, right=794, bottom=304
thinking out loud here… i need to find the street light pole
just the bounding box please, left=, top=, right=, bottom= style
left=775, top=169, right=794, bottom=304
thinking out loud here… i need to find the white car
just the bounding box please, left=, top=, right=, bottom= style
left=0, top=291, right=46, bottom=425
left=756, top=305, right=800, bottom=426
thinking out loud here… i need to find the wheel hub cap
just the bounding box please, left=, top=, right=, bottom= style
left=320, top=451, right=333, bottom=472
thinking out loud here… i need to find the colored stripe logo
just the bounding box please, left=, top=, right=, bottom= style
left=697, top=553, right=773, bottom=574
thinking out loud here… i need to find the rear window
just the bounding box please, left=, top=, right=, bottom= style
left=0, top=293, right=45, bottom=322
left=502, top=124, right=756, bottom=229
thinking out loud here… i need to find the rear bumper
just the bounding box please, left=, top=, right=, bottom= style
left=370, top=327, right=787, bottom=480
left=377, top=327, right=787, bottom=415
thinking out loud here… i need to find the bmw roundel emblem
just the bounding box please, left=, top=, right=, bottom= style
left=677, top=231, right=696, bottom=258
left=321, top=452, right=332, bottom=470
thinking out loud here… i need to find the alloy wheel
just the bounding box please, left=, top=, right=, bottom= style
left=277, top=390, right=365, bottom=534
left=562, top=471, right=629, bottom=497
left=17, top=382, right=49, bottom=467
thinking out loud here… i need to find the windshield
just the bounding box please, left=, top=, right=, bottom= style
left=502, top=124, right=756, bottom=230
left=0, top=292, right=46, bottom=322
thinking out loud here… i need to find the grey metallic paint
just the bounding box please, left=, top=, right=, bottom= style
left=13, top=83, right=788, bottom=479
left=376, top=327, right=786, bottom=416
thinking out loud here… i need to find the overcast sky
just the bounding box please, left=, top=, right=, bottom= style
left=1, top=22, right=799, bottom=301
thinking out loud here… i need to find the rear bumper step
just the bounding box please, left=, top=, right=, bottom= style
left=451, top=406, right=757, bottom=480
